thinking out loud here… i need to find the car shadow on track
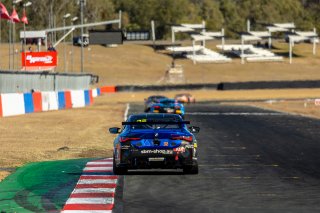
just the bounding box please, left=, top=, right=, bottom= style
left=125, top=170, right=185, bottom=175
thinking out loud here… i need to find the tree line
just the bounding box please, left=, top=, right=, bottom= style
left=0, top=0, right=319, bottom=41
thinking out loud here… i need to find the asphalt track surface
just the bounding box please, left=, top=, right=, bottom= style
left=114, top=102, right=320, bottom=213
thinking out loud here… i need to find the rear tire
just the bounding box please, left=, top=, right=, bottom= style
left=113, top=156, right=127, bottom=175
left=183, top=164, right=198, bottom=174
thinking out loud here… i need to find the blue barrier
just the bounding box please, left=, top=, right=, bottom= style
left=97, top=88, right=101, bottom=96
left=58, top=92, right=66, bottom=109
left=84, top=90, right=90, bottom=106
left=24, top=93, right=34, bottom=113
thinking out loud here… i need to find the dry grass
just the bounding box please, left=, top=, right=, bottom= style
left=1, top=41, right=320, bottom=86
left=0, top=95, right=125, bottom=181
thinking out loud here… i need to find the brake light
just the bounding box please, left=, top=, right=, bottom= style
left=119, top=137, right=141, bottom=143
left=154, top=106, right=160, bottom=109
left=171, top=135, right=193, bottom=142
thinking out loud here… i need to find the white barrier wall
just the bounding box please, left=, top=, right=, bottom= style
left=41, top=91, right=59, bottom=111
left=92, top=89, right=98, bottom=98
left=1, top=93, right=25, bottom=117
left=71, top=90, right=86, bottom=108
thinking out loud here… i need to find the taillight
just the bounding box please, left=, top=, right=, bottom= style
left=154, top=106, right=160, bottom=109
left=119, top=137, right=140, bottom=143
left=171, top=135, right=193, bottom=142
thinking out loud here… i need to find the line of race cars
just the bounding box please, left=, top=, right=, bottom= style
left=109, top=94, right=199, bottom=174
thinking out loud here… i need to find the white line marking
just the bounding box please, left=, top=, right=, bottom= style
left=185, top=112, right=285, bottom=116
left=72, top=188, right=116, bottom=194
left=62, top=211, right=112, bottom=213
left=83, top=167, right=113, bottom=171
left=78, top=179, right=117, bottom=184
left=86, top=162, right=113, bottom=165
left=66, top=198, right=114, bottom=204
left=124, top=103, right=130, bottom=121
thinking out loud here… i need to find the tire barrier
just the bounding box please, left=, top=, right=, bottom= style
left=115, top=80, right=320, bottom=92
left=217, top=80, right=320, bottom=90
left=115, top=83, right=218, bottom=92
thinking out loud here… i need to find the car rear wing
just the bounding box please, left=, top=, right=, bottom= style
left=122, top=121, right=190, bottom=125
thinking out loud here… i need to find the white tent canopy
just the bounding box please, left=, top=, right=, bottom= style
left=201, top=31, right=224, bottom=37
left=181, top=23, right=205, bottom=29
left=266, top=26, right=288, bottom=32
left=295, top=31, right=317, bottom=38
left=249, top=31, right=271, bottom=38
left=241, top=35, right=262, bottom=41
left=171, top=26, right=194, bottom=33
left=273, top=23, right=295, bottom=29
left=191, top=34, right=213, bottom=41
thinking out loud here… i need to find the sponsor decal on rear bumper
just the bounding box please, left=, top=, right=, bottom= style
left=140, top=149, right=173, bottom=155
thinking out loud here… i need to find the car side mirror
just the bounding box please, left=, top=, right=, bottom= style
left=109, top=127, right=121, bottom=134
left=189, top=126, right=200, bottom=134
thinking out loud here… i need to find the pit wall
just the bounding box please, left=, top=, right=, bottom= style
left=0, top=86, right=116, bottom=118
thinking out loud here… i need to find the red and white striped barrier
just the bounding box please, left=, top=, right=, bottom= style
left=62, top=158, right=117, bottom=213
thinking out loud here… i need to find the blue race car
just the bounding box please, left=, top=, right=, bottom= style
left=149, top=98, right=185, bottom=119
left=109, top=113, right=200, bottom=174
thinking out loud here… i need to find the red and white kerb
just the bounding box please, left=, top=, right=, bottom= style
left=61, top=158, right=118, bottom=213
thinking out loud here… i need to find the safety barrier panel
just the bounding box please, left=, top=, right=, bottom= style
left=100, top=86, right=116, bottom=93
left=1, top=93, right=25, bottom=117
left=0, top=95, right=2, bottom=117
left=58, top=92, right=66, bottom=110
left=33, top=92, right=42, bottom=113
left=89, top=89, right=94, bottom=104
left=42, top=91, right=59, bottom=111
left=84, top=90, right=90, bottom=106
left=71, top=90, right=86, bottom=108
left=92, top=88, right=98, bottom=97
left=65, top=91, right=72, bottom=109
left=24, top=93, right=34, bottom=114
left=97, top=88, right=101, bottom=96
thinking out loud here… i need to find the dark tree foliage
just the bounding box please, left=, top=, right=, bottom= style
left=0, top=0, right=318, bottom=41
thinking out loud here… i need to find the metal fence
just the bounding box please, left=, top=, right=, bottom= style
left=0, top=70, right=99, bottom=93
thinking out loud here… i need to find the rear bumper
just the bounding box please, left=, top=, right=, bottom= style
left=117, top=147, right=196, bottom=169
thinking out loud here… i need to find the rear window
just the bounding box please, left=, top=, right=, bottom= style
left=128, top=116, right=182, bottom=130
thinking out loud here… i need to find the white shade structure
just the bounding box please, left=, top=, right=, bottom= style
left=181, top=23, right=205, bottom=29
left=273, top=23, right=295, bottom=29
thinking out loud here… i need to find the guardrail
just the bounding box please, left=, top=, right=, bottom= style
left=0, top=70, right=99, bottom=94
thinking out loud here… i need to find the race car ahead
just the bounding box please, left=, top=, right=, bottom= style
left=175, top=93, right=196, bottom=104
left=144, top=95, right=168, bottom=112
left=109, top=113, right=200, bottom=174
left=149, top=98, right=185, bottom=119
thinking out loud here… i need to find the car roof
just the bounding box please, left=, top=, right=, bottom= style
left=159, top=98, right=175, bottom=102
left=148, top=95, right=167, bottom=99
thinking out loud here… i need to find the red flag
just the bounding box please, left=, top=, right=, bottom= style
left=11, top=8, right=20, bottom=23
left=21, top=9, right=28, bottom=24
left=0, top=3, right=11, bottom=20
